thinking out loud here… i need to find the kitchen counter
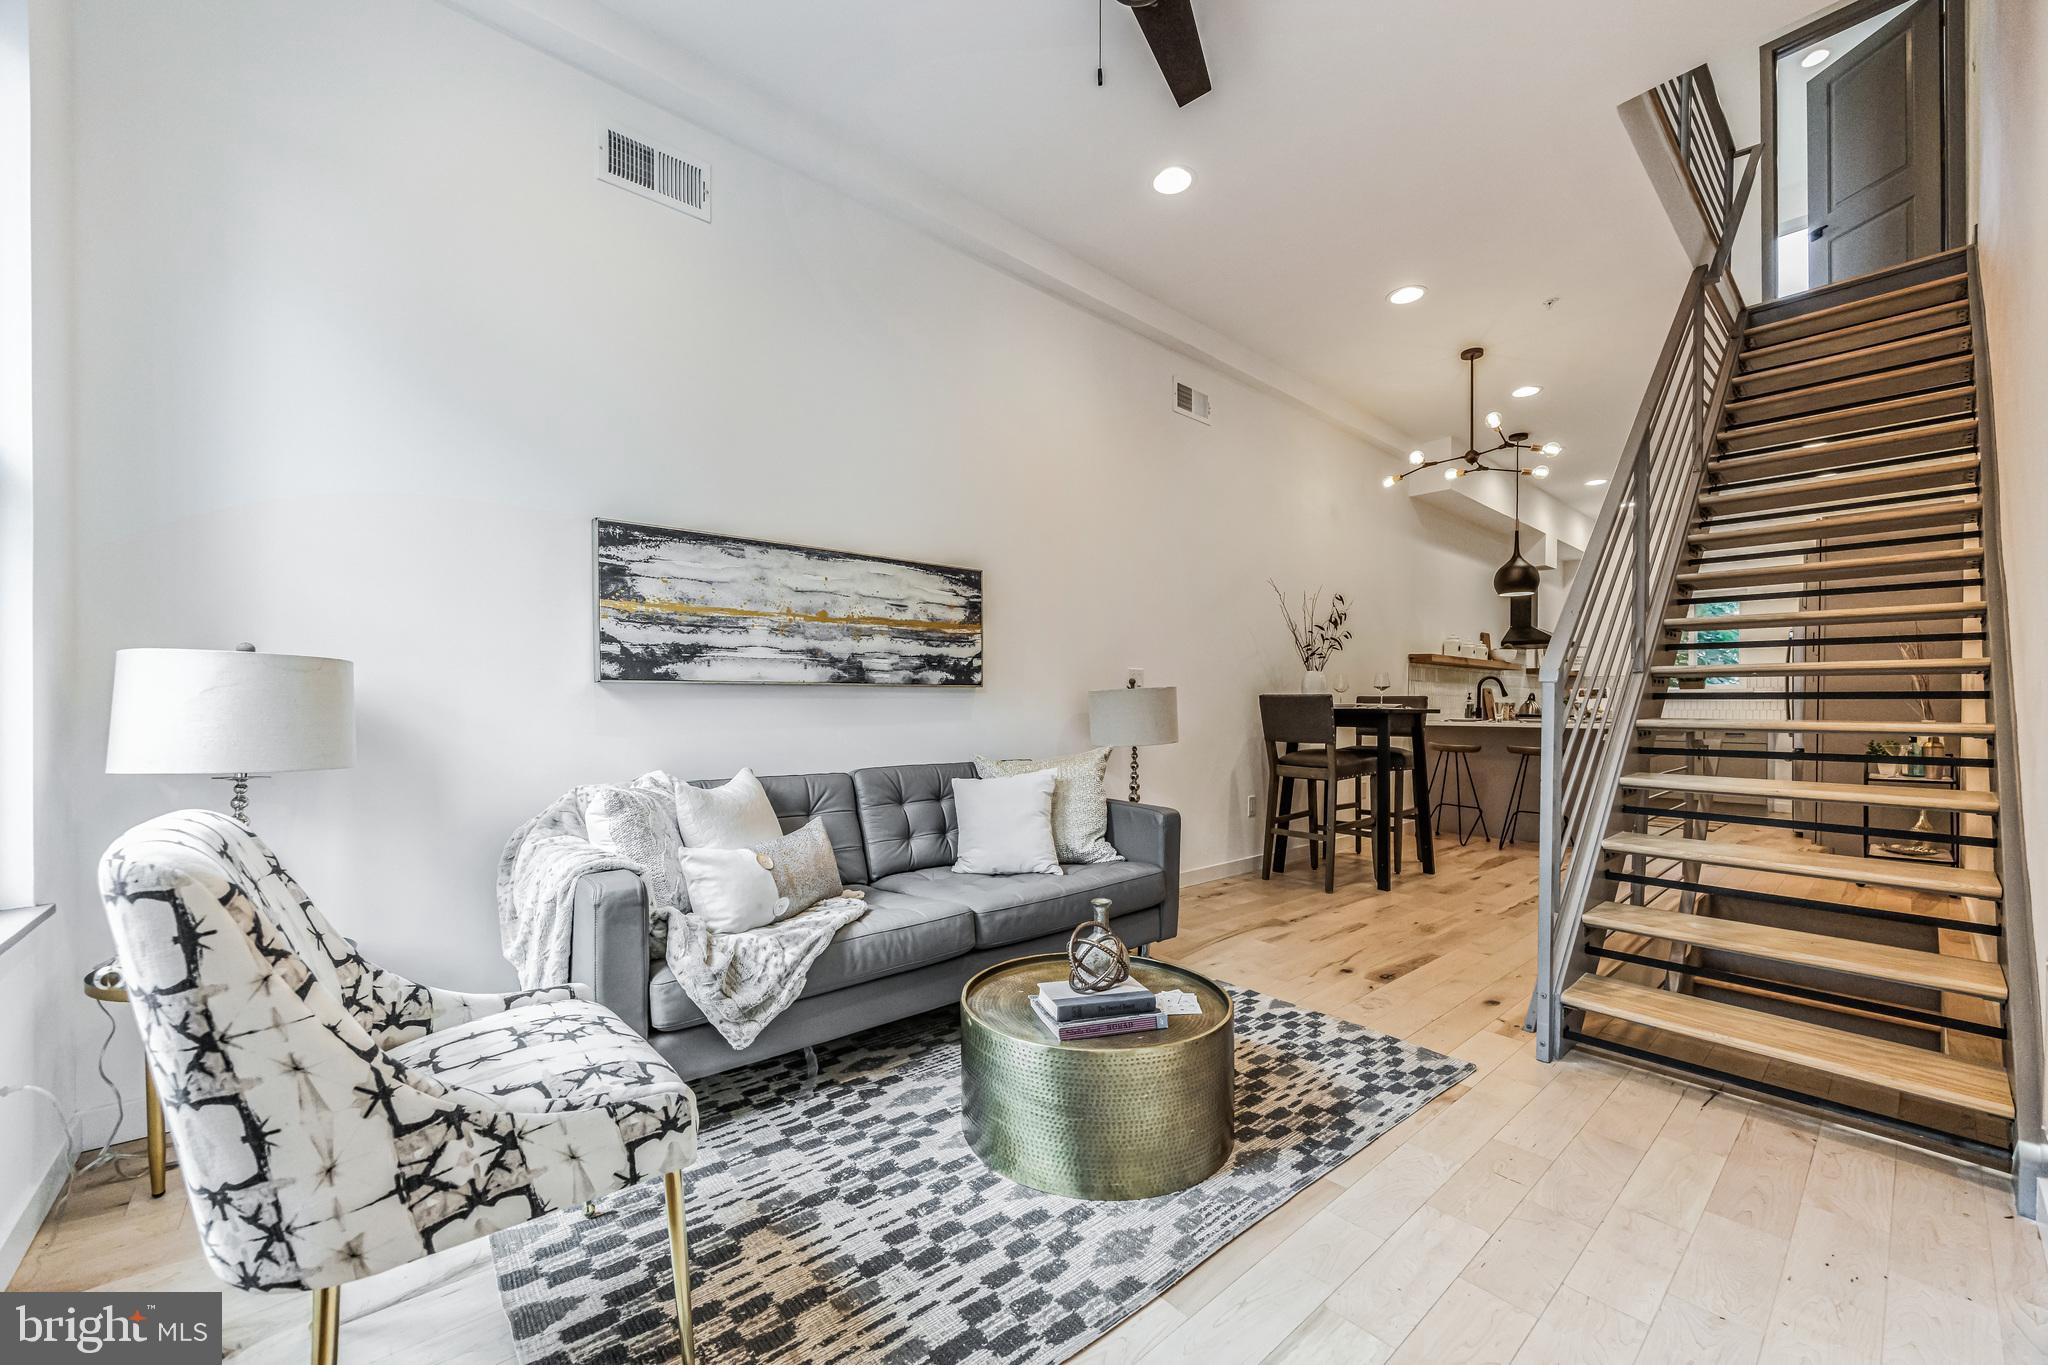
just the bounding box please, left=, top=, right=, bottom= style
left=1430, top=717, right=1542, bottom=729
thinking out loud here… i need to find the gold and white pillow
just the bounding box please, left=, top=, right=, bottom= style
left=973, top=748, right=1124, bottom=865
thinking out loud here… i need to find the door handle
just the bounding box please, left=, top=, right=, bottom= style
left=1810, top=225, right=1828, bottom=240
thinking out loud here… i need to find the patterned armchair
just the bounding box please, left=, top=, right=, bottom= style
left=97, top=810, right=700, bottom=1364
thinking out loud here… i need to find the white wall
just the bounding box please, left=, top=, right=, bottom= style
left=48, top=0, right=1521, bottom=1133
left=1972, top=0, right=2048, bottom=1138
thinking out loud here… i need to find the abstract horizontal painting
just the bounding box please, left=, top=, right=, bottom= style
left=595, top=519, right=984, bottom=686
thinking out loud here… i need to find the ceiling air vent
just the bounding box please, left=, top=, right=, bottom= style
left=596, top=126, right=711, bottom=222
left=1174, top=378, right=1212, bottom=424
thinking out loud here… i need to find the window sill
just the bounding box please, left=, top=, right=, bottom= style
left=0, top=904, right=55, bottom=964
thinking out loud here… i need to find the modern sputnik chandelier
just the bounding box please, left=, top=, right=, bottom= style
left=1383, top=346, right=1559, bottom=599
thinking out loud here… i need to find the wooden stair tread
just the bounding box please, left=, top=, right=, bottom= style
left=1688, top=497, right=1981, bottom=549
left=1560, top=975, right=2013, bottom=1117
left=1697, top=481, right=1980, bottom=529
left=1698, top=452, right=1981, bottom=508
left=1745, top=258, right=1967, bottom=336
left=1675, top=546, right=1981, bottom=587
left=1663, top=599, right=1986, bottom=631
left=1731, top=326, right=1972, bottom=387
left=1600, top=830, right=2002, bottom=899
left=1582, top=902, right=2007, bottom=999
left=1720, top=385, right=1974, bottom=445
left=1653, top=658, right=1987, bottom=677
left=1635, top=717, right=1995, bottom=738
left=1617, top=769, right=1997, bottom=814
left=1709, top=418, right=1977, bottom=472
left=1723, top=357, right=1975, bottom=414
left=1741, top=301, right=1972, bottom=367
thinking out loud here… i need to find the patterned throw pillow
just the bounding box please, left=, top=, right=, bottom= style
left=752, top=819, right=846, bottom=921
left=974, top=748, right=1124, bottom=864
left=581, top=784, right=688, bottom=955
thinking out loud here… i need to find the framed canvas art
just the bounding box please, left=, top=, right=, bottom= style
left=594, top=519, right=984, bottom=686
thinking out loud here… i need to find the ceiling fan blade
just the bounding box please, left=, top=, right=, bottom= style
left=1127, top=0, right=1211, bottom=107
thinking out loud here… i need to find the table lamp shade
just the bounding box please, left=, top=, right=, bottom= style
left=1089, top=686, right=1179, bottom=748
left=106, top=648, right=356, bottom=775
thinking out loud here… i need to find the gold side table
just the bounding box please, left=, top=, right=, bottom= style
left=85, top=961, right=170, bottom=1198
left=960, top=954, right=1234, bottom=1201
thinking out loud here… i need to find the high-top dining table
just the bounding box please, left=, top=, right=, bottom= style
left=1271, top=701, right=1438, bottom=891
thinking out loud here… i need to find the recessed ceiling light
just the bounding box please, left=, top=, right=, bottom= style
left=1408, top=450, right=1425, bottom=465
left=1801, top=48, right=1831, bottom=68
left=1541, top=441, right=1562, bottom=456
left=1512, top=385, right=1543, bottom=398
left=1388, top=285, right=1427, bottom=305
left=1152, top=166, right=1193, bottom=195
left=1585, top=478, right=1608, bottom=487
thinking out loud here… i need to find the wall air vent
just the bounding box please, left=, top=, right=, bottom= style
left=1173, top=378, right=1212, bottom=424
left=596, top=126, right=711, bottom=222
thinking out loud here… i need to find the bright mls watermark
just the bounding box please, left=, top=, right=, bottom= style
left=2, top=1293, right=219, bottom=1362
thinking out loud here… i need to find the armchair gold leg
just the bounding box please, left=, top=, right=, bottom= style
left=663, top=1170, right=697, bottom=1365
left=310, top=1285, right=341, bottom=1365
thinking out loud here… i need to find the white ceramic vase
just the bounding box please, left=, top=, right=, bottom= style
left=1300, top=669, right=1329, bottom=694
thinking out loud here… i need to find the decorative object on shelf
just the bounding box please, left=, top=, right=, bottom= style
left=105, top=644, right=355, bottom=823
left=594, top=518, right=983, bottom=686
left=1383, top=348, right=1558, bottom=601
left=1066, top=898, right=1133, bottom=993
left=1270, top=582, right=1351, bottom=691
left=1866, top=738, right=1899, bottom=778
left=1088, top=682, right=1179, bottom=802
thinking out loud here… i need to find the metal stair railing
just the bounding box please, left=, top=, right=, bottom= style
left=1532, top=68, right=1757, bottom=1060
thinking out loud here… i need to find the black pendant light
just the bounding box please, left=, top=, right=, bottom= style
left=1494, top=446, right=1540, bottom=600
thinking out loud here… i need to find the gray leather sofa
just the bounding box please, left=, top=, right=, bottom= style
left=569, top=762, right=1181, bottom=1080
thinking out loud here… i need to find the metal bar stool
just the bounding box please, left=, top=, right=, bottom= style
left=1498, top=743, right=1541, bottom=849
left=1430, top=742, right=1489, bottom=845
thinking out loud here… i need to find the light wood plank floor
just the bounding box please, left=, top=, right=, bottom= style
left=14, top=837, right=2048, bottom=1363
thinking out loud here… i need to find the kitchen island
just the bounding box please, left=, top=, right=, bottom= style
left=1424, top=716, right=1543, bottom=847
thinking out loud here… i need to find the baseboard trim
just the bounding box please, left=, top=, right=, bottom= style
left=1181, top=855, right=1262, bottom=888
left=2014, top=1139, right=2048, bottom=1220
left=0, top=1133, right=71, bottom=1287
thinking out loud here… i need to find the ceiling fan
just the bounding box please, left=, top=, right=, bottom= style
left=1114, top=0, right=1211, bottom=107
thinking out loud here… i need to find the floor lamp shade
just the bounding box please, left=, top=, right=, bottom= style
left=106, top=648, right=356, bottom=775
left=1088, top=687, right=1179, bottom=749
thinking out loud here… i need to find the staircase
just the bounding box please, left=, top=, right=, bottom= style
left=1536, top=69, right=2038, bottom=1180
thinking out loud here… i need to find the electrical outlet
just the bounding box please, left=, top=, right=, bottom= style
left=1125, top=668, right=1145, bottom=688
left=1245, top=794, right=1256, bottom=818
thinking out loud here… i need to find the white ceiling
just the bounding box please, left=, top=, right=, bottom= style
left=587, top=0, right=1818, bottom=510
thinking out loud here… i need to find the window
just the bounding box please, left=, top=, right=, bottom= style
left=1677, top=600, right=1742, bottom=687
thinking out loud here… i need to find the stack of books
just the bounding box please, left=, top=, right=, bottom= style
left=1029, top=978, right=1166, bottom=1041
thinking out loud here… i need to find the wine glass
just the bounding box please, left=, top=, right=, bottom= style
left=1372, top=671, right=1393, bottom=699
left=1328, top=673, right=1349, bottom=700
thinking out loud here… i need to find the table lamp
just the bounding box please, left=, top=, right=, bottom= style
left=1089, top=683, right=1179, bottom=804
left=106, top=644, right=356, bottom=823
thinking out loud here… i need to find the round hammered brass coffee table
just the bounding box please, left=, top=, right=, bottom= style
left=960, top=954, right=1234, bottom=1201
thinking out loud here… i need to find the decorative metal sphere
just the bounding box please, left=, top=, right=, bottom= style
left=1067, top=897, right=1132, bottom=993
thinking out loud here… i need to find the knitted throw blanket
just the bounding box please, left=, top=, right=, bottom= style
left=497, top=779, right=867, bottom=1050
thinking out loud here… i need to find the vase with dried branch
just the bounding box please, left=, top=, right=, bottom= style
left=1270, top=581, right=1353, bottom=693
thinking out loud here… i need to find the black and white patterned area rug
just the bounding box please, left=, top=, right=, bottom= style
left=490, top=986, right=1470, bottom=1365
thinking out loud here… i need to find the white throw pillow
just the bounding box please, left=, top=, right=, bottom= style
left=951, top=770, right=1063, bottom=877
left=974, top=748, right=1124, bottom=864
left=674, top=768, right=783, bottom=848
left=675, top=846, right=785, bottom=932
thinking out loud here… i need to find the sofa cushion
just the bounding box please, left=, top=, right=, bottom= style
left=871, top=860, right=1167, bottom=950
left=687, top=771, right=869, bottom=888
left=648, top=886, right=974, bottom=1032
left=852, top=763, right=975, bottom=879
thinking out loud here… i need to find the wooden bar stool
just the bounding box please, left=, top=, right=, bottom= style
left=1430, top=742, right=1489, bottom=845
left=1498, top=743, right=1541, bottom=849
